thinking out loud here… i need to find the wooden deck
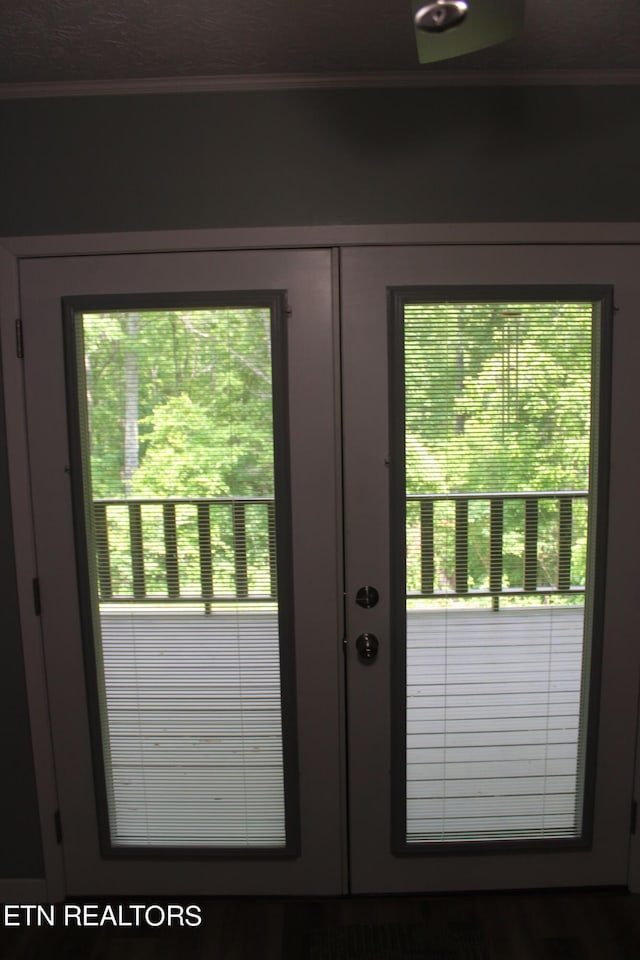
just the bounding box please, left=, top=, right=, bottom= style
left=99, top=607, right=285, bottom=847
left=406, top=605, right=585, bottom=841
left=99, top=603, right=586, bottom=846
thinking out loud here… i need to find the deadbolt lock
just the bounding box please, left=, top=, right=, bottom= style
left=356, top=585, right=379, bottom=609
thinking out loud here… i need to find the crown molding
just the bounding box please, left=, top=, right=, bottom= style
left=1, top=68, right=640, bottom=100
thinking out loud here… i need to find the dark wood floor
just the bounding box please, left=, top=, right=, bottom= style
left=1, top=889, right=639, bottom=959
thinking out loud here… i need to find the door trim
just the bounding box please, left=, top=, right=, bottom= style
left=0, top=246, right=66, bottom=901
left=5, top=222, right=640, bottom=260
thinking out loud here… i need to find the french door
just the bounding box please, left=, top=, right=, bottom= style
left=19, top=242, right=640, bottom=896
left=342, top=244, right=640, bottom=893
left=20, top=249, right=345, bottom=896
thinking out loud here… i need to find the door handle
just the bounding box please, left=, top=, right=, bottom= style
left=356, top=632, right=379, bottom=664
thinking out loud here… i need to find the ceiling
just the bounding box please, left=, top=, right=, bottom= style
left=1, top=0, right=640, bottom=95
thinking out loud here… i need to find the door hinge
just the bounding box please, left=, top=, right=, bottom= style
left=632, top=800, right=638, bottom=835
left=32, top=578, right=41, bottom=616
left=16, top=318, right=24, bottom=359
left=54, top=810, right=63, bottom=844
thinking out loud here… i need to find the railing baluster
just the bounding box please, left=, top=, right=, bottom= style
left=94, top=502, right=112, bottom=600
left=420, top=499, right=434, bottom=596
left=455, top=498, right=469, bottom=594
left=267, top=501, right=278, bottom=600
left=163, top=502, right=180, bottom=599
left=490, top=498, right=504, bottom=612
left=128, top=502, right=146, bottom=600
left=524, top=498, right=538, bottom=592
left=558, top=497, right=573, bottom=592
left=94, top=491, right=585, bottom=607
left=233, top=501, right=249, bottom=600
left=197, top=503, right=213, bottom=614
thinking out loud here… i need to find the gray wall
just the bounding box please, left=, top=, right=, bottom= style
left=1, top=83, right=639, bottom=880
left=2, top=85, right=640, bottom=236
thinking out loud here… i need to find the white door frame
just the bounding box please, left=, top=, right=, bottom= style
left=2, top=223, right=640, bottom=901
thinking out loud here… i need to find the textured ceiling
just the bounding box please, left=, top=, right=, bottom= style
left=1, top=0, right=640, bottom=90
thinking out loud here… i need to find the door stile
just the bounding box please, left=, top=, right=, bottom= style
left=331, top=245, right=351, bottom=895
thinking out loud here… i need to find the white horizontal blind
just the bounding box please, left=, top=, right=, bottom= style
left=74, top=306, right=288, bottom=849
left=100, top=609, right=284, bottom=846
left=402, top=300, right=597, bottom=843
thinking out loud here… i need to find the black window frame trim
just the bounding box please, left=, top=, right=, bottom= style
left=63, top=290, right=301, bottom=861
left=388, top=284, right=613, bottom=857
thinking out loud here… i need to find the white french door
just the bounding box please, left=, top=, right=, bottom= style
left=342, top=244, right=640, bottom=893
left=20, top=249, right=345, bottom=896
left=18, top=241, right=640, bottom=896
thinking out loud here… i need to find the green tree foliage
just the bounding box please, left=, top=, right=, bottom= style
left=403, top=301, right=594, bottom=599
left=83, top=308, right=274, bottom=500
left=81, top=307, right=275, bottom=600
left=79, top=300, right=596, bottom=605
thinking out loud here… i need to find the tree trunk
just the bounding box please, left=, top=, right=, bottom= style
left=456, top=311, right=465, bottom=435
left=123, top=313, right=139, bottom=495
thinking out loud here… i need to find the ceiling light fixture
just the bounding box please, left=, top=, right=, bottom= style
left=412, top=0, right=525, bottom=64
left=414, top=1, right=469, bottom=34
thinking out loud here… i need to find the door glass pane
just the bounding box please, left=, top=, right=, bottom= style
left=68, top=302, right=295, bottom=851
left=394, top=297, right=606, bottom=845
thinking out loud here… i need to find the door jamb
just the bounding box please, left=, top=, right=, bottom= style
left=0, top=246, right=66, bottom=901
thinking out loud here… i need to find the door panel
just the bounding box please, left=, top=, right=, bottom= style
left=20, top=250, right=345, bottom=895
left=342, top=245, right=640, bottom=893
